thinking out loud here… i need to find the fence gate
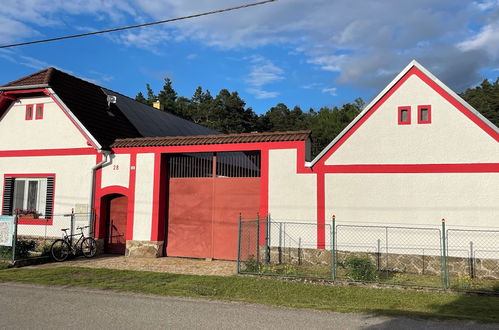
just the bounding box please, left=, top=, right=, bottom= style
left=166, top=152, right=261, bottom=260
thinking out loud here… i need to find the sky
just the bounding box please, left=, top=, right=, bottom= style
left=0, top=0, right=499, bottom=114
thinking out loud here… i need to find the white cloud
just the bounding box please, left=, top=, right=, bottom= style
left=307, top=55, right=347, bottom=72
left=321, top=87, right=337, bottom=96
left=473, top=0, right=499, bottom=11
left=458, top=21, right=499, bottom=58
left=301, top=83, right=322, bottom=89
left=246, top=88, right=279, bottom=99
left=244, top=55, right=284, bottom=99
left=1, top=0, right=499, bottom=91
left=186, top=53, right=198, bottom=60
left=18, top=56, right=50, bottom=70
left=112, top=27, right=171, bottom=51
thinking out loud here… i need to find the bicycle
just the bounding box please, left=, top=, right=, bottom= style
left=50, top=226, right=97, bottom=262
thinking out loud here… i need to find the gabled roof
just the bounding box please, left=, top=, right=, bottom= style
left=111, top=130, right=311, bottom=148
left=1, top=67, right=217, bottom=149
left=309, top=60, right=499, bottom=167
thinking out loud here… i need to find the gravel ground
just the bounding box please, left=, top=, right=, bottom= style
left=32, top=255, right=237, bottom=276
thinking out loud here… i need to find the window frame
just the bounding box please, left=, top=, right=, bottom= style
left=35, top=103, right=44, bottom=120
left=2, top=174, right=55, bottom=225
left=397, top=106, right=411, bottom=125
left=25, top=104, right=33, bottom=120
left=417, top=105, right=432, bottom=124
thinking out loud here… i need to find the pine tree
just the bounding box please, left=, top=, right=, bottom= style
left=158, top=78, right=177, bottom=114
left=135, top=92, right=147, bottom=104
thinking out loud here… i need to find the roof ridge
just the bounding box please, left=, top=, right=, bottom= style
left=111, top=130, right=311, bottom=148
left=113, top=130, right=311, bottom=142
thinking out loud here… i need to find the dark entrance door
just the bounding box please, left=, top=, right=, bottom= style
left=105, top=195, right=128, bottom=254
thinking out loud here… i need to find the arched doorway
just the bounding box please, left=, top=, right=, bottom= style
left=101, top=194, right=128, bottom=254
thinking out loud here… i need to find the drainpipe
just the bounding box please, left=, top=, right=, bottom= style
left=89, top=150, right=111, bottom=235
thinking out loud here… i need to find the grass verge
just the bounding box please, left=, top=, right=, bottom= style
left=0, top=266, right=498, bottom=323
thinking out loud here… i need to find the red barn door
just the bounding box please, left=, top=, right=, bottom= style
left=166, top=152, right=260, bottom=260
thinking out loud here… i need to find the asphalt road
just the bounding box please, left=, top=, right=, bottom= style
left=0, top=283, right=495, bottom=330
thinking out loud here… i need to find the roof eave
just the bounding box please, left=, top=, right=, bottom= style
left=0, top=84, right=50, bottom=91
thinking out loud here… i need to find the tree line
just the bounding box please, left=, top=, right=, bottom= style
left=136, top=77, right=499, bottom=157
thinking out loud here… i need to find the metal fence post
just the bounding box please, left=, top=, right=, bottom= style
left=11, top=215, right=18, bottom=261
left=331, top=215, right=336, bottom=281
left=237, top=215, right=242, bottom=274
left=385, top=226, right=389, bottom=270
left=441, top=218, right=449, bottom=289
left=376, top=239, right=381, bottom=271
left=70, top=208, right=75, bottom=244
left=469, top=241, right=475, bottom=279
left=264, top=214, right=270, bottom=264
left=278, top=222, right=282, bottom=264
left=256, top=213, right=260, bottom=263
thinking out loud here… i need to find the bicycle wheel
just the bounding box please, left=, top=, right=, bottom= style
left=51, top=239, right=71, bottom=262
left=81, top=237, right=97, bottom=258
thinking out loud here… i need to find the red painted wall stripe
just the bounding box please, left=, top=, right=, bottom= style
left=322, top=163, right=499, bottom=173
left=150, top=152, right=163, bottom=242
left=259, top=148, right=269, bottom=245
left=0, top=148, right=97, bottom=157
left=126, top=153, right=137, bottom=241
left=316, top=172, right=325, bottom=249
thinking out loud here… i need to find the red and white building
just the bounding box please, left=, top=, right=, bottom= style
left=1, top=61, right=498, bottom=259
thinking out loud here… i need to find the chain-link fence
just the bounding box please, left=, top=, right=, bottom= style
left=237, top=215, right=499, bottom=292
left=335, top=224, right=444, bottom=288
left=446, top=229, right=499, bottom=291
left=0, top=211, right=92, bottom=261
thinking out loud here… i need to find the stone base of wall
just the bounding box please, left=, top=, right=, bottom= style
left=259, top=246, right=499, bottom=279
left=125, top=240, right=163, bottom=258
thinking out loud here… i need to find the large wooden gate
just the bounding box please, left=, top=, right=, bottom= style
left=166, top=152, right=261, bottom=260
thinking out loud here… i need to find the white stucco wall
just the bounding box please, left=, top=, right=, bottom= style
left=0, top=155, right=95, bottom=237
left=132, top=153, right=155, bottom=241
left=325, top=75, right=499, bottom=165
left=325, top=173, right=499, bottom=227
left=0, top=96, right=89, bottom=150
left=269, top=149, right=317, bottom=221
left=325, top=173, right=499, bottom=257
left=268, top=149, right=319, bottom=248
left=101, top=154, right=130, bottom=189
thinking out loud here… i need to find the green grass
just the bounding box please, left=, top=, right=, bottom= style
left=0, top=263, right=9, bottom=270
left=242, top=261, right=499, bottom=292
left=0, top=266, right=498, bottom=323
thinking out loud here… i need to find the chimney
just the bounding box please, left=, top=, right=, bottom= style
left=153, top=101, right=161, bottom=110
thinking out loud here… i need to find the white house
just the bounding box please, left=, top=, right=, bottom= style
left=1, top=61, right=498, bottom=259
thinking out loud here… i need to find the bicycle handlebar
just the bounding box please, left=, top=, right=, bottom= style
left=76, top=225, right=90, bottom=230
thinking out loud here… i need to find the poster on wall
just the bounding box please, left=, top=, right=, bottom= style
left=0, top=216, right=15, bottom=247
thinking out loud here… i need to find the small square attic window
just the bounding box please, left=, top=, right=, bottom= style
left=25, top=105, right=33, bottom=120
left=398, top=106, right=411, bottom=125
left=418, top=105, right=431, bottom=124
left=35, top=104, right=44, bottom=120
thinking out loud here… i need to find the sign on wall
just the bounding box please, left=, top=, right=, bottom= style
left=0, top=216, right=15, bottom=247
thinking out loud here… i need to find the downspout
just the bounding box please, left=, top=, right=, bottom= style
left=90, top=150, right=112, bottom=235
